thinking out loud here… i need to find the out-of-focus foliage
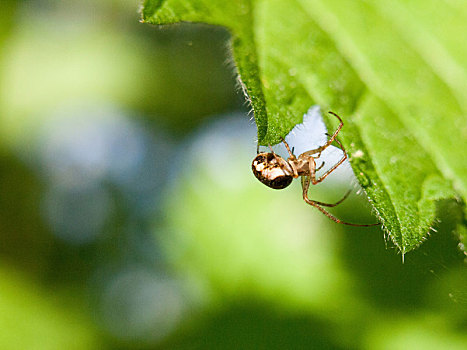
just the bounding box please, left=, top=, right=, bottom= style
left=0, top=1, right=466, bottom=349
left=0, top=2, right=238, bottom=147
left=0, top=266, right=99, bottom=349
left=142, top=0, right=467, bottom=254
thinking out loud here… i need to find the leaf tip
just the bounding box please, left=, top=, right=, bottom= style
left=140, top=0, right=165, bottom=24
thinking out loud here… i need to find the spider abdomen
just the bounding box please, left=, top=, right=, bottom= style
left=252, top=153, right=293, bottom=189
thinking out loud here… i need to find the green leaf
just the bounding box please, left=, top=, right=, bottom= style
left=141, top=0, right=467, bottom=253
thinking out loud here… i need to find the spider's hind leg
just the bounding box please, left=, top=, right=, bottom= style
left=301, top=177, right=379, bottom=226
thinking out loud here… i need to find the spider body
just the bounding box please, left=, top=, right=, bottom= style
left=252, top=111, right=379, bottom=227
left=252, top=150, right=321, bottom=188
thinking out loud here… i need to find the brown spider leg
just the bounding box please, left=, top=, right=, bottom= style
left=301, top=150, right=380, bottom=226
left=280, top=138, right=300, bottom=177
left=303, top=196, right=380, bottom=227
left=267, top=143, right=281, bottom=163
left=316, top=161, right=325, bottom=172
left=301, top=176, right=351, bottom=207
left=280, top=137, right=296, bottom=159
left=299, top=111, right=344, bottom=157
left=326, top=111, right=344, bottom=145
left=309, top=138, right=347, bottom=185
left=301, top=175, right=379, bottom=226
left=267, top=143, right=281, bottom=165
left=287, top=160, right=299, bottom=178
left=268, top=143, right=296, bottom=177
left=256, top=142, right=260, bottom=154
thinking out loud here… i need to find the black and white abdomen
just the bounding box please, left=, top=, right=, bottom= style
left=251, top=153, right=293, bottom=189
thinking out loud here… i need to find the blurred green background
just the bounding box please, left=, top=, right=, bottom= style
left=0, top=1, right=466, bottom=349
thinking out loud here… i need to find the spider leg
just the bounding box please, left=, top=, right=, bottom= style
left=268, top=143, right=296, bottom=177
left=301, top=176, right=378, bottom=225
left=281, top=137, right=296, bottom=159
left=267, top=143, right=275, bottom=154
left=267, top=144, right=282, bottom=162
left=316, top=161, right=325, bottom=172
left=299, top=111, right=344, bottom=157
left=309, top=137, right=347, bottom=185
left=267, top=144, right=281, bottom=164
left=302, top=195, right=380, bottom=226
left=301, top=175, right=310, bottom=197
left=313, top=190, right=352, bottom=207
left=326, top=111, right=344, bottom=145
left=301, top=162, right=380, bottom=226
left=301, top=176, right=351, bottom=207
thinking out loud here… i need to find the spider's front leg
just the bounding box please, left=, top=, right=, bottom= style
left=281, top=137, right=296, bottom=160
left=309, top=137, right=347, bottom=185
left=299, top=111, right=344, bottom=157
left=280, top=137, right=301, bottom=178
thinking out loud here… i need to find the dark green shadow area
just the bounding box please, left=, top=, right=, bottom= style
left=157, top=301, right=350, bottom=350
left=339, top=199, right=465, bottom=310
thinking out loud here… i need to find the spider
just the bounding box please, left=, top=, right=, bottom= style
left=252, top=111, right=379, bottom=227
